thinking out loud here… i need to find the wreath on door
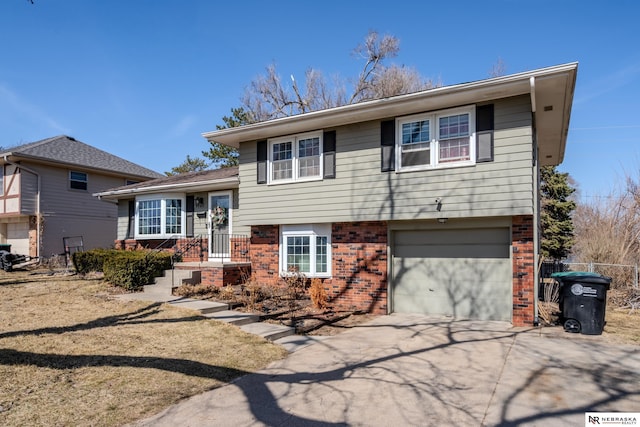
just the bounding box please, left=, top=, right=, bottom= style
left=210, top=206, right=227, bottom=229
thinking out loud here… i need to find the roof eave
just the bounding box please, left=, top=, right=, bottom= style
left=202, top=63, right=579, bottom=155
left=94, top=176, right=239, bottom=200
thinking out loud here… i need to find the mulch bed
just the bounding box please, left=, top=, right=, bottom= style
left=174, top=283, right=377, bottom=335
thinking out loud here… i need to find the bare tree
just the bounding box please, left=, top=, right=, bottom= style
left=572, top=175, right=640, bottom=300
left=240, top=30, right=438, bottom=122
left=488, top=57, right=506, bottom=78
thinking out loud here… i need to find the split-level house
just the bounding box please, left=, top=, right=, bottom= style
left=101, top=63, right=577, bottom=327
left=0, top=135, right=163, bottom=259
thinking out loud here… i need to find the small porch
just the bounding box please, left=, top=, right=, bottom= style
left=114, top=233, right=251, bottom=288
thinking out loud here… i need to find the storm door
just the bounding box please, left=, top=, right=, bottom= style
left=208, top=191, right=231, bottom=260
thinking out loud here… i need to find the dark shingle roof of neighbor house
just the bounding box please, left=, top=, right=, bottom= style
left=94, top=166, right=239, bottom=199
left=0, top=135, right=164, bottom=179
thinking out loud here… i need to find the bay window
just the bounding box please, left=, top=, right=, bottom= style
left=135, top=194, right=185, bottom=238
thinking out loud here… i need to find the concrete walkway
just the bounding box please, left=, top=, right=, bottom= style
left=129, top=313, right=640, bottom=426
left=117, top=288, right=324, bottom=352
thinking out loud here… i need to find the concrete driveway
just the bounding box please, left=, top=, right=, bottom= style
left=131, top=314, right=640, bottom=426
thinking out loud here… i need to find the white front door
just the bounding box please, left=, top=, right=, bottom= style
left=208, top=191, right=232, bottom=260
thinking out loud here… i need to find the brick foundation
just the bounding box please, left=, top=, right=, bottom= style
left=512, top=215, right=536, bottom=326
left=196, top=263, right=251, bottom=288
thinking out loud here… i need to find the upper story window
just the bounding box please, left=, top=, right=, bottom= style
left=135, top=194, right=185, bottom=238
left=69, top=171, right=88, bottom=190
left=268, top=132, right=322, bottom=184
left=396, top=106, right=475, bottom=171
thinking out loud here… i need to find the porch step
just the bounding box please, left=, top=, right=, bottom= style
left=239, top=322, right=295, bottom=341
left=168, top=298, right=228, bottom=314
left=146, top=269, right=201, bottom=295
left=202, top=310, right=259, bottom=326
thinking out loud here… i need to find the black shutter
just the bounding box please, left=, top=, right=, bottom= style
left=476, top=104, right=494, bottom=162
left=127, top=200, right=135, bottom=239
left=257, top=140, right=267, bottom=184
left=381, top=120, right=395, bottom=172
left=323, top=130, right=336, bottom=179
left=186, top=196, right=194, bottom=237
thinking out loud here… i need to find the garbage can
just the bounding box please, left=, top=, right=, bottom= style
left=0, top=244, right=11, bottom=252
left=551, top=272, right=611, bottom=335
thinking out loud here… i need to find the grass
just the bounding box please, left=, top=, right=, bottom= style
left=604, top=307, right=640, bottom=345
left=0, top=270, right=287, bottom=427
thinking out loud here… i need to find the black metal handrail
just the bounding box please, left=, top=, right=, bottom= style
left=173, top=235, right=205, bottom=263
left=209, top=233, right=250, bottom=262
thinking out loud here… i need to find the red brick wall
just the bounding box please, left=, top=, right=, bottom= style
left=512, top=215, right=535, bottom=326
left=175, top=238, right=207, bottom=262
left=326, top=221, right=388, bottom=314
left=182, top=264, right=250, bottom=288
left=250, top=225, right=280, bottom=286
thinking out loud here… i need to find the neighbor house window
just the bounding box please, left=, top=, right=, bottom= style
left=397, top=106, right=475, bottom=171
left=69, top=171, right=88, bottom=190
left=269, top=132, right=322, bottom=183
left=280, top=224, right=331, bottom=277
left=135, top=194, right=185, bottom=238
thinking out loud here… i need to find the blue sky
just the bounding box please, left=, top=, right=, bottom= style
left=1, top=1, right=639, bottom=200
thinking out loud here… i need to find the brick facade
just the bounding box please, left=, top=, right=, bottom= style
left=327, top=221, right=388, bottom=314
left=250, top=225, right=280, bottom=285
left=195, top=263, right=250, bottom=288
left=511, top=215, right=536, bottom=326
left=249, top=222, right=388, bottom=314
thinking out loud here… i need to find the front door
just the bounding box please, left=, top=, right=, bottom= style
left=208, top=191, right=231, bottom=260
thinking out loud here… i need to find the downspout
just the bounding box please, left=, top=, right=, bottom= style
left=3, top=156, right=41, bottom=259
left=530, top=76, right=540, bottom=326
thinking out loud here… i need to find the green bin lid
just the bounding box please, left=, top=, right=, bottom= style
left=550, top=271, right=611, bottom=284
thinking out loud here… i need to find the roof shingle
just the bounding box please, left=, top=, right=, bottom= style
left=1, top=135, right=163, bottom=179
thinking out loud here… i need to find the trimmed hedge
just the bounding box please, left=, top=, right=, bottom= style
left=72, top=249, right=115, bottom=274
left=73, top=249, right=173, bottom=291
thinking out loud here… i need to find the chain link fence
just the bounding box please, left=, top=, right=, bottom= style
left=540, top=261, right=639, bottom=309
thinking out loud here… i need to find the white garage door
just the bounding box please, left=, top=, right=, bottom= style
left=6, top=222, right=30, bottom=256
left=392, top=227, right=512, bottom=321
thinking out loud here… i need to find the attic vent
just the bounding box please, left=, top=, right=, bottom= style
left=544, top=105, right=553, bottom=112
left=67, top=136, right=77, bottom=141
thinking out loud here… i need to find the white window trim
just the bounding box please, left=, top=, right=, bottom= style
left=395, top=105, right=476, bottom=172
left=280, top=224, right=332, bottom=278
left=134, top=193, right=186, bottom=239
left=267, top=131, right=323, bottom=184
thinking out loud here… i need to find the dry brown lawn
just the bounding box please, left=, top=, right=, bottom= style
left=604, top=308, right=640, bottom=345
left=0, top=270, right=287, bottom=427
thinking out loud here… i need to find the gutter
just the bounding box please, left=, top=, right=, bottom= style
left=94, top=176, right=239, bottom=199
left=203, top=62, right=578, bottom=147
left=3, top=156, right=40, bottom=259
left=530, top=76, right=540, bottom=326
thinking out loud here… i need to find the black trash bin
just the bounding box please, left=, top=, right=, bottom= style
left=551, top=272, right=611, bottom=335
left=0, top=244, right=11, bottom=252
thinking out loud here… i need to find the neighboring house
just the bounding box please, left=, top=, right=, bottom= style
left=0, top=135, right=163, bottom=259
left=200, top=63, right=578, bottom=327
